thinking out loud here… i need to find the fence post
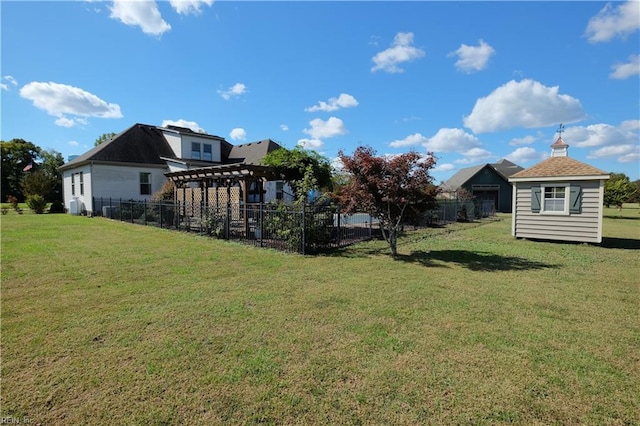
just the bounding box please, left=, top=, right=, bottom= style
left=337, top=205, right=341, bottom=247
left=144, top=199, right=147, bottom=225
left=225, top=203, right=230, bottom=240
left=301, top=204, right=306, bottom=255
left=159, top=202, right=163, bottom=228
left=259, top=202, right=264, bottom=248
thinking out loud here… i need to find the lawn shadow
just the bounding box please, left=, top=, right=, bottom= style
left=396, top=249, right=557, bottom=271
left=600, top=237, right=640, bottom=250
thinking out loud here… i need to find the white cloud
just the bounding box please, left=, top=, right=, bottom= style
left=305, top=93, right=359, bottom=112
left=587, top=144, right=639, bottom=160
left=297, top=138, right=324, bottom=150
left=463, top=79, right=585, bottom=133
left=2, top=75, right=18, bottom=89
left=433, top=163, right=456, bottom=173
left=449, top=39, right=495, bottom=73
left=584, top=0, right=640, bottom=43
left=565, top=120, right=639, bottom=148
left=506, top=147, right=546, bottom=164
left=110, top=0, right=171, bottom=36
left=303, top=117, right=347, bottom=139
left=55, top=117, right=76, bottom=127
left=218, top=83, right=246, bottom=100
left=424, top=128, right=482, bottom=153
left=462, top=147, right=492, bottom=161
left=68, top=141, right=80, bottom=147
left=610, top=54, right=640, bottom=79
left=371, top=32, right=425, bottom=73
left=389, top=133, right=428, bottom=148
left=509, top=135, right=538, bottom=146
left=20, top=81, right=122, bottom=127
left=565, top=120, right=640, bottom=163
left=169, top=0, right=214, bottom=15
left=280, top=124, right=289, bottom=131
left=162, top=119, right=204, bottom=133
left=229, top=127, right=246, bottom=141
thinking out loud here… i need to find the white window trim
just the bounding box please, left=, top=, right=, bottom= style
left=540, top=183, right=569, bottom=215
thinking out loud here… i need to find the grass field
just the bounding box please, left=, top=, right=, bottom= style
left=1, top=206, right=639, bottom=424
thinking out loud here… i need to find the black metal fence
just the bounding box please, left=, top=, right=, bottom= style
left=92, top=197, right=375, bottom=254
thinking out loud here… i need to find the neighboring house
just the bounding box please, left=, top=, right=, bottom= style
left=508, top=136, right=610, bottom=243
left=59, top=123, right=292, bottom=214
left=440, top=159, right=523, bottom=213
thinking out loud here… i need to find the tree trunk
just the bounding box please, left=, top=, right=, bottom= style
left=389, top=228, right=398, bottom=257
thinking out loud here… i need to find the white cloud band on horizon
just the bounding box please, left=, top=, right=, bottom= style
left=463, top=79, right=586, bottom=134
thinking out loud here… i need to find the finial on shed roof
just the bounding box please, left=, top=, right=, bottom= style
left=551, top=124, right=569, bottom=157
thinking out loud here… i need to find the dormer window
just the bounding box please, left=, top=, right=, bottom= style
left=203, top=144, right=212, bottom=161
left=192, top=142, right=201, bottom=160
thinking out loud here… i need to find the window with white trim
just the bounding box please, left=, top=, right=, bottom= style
left=191, top=142, right=201, bottom=160
left=71, top=173, right=75, bottom=196
left=203, top=144, right=212, bottom=161
left=543, top=186, right=566, bottom=212
left=140, top=172, right=151, bottom=195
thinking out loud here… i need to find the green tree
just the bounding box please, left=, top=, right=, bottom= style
left=38, top=149, right=65, bottom=201
left=261, top=146, right=333, bottom=203
left=95, top=132, right=117, bottom=146
left=628, top=179, right=640, bottom=204
left=604, top=173, right=635, bottom=209
left=1, top=139, right=41, bottom=202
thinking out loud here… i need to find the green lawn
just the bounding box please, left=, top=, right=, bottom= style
left=1, top=207, right=639, bottom=425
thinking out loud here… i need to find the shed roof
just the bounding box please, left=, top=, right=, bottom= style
left=509, top=156, right=609, bottom=180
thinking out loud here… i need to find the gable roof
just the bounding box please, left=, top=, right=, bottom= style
left=60, top=123, right=176, bottom=170
left=441, top=159, right=524, bottom=190
left=227, top=139, right=282, bottom=165
left=509, top=156, right=609, bottom=180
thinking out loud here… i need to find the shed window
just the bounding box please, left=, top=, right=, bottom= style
left=71, top=173, right=75, bottom=196
left=531, top=184, right=582, bottom=215
left=191, top=142, right=201, bottom=160
left=544, top=186, right=565, bottom=212
left=140, top=172, right=151, bottom=195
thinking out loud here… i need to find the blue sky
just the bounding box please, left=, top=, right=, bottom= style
left=2, top=1, right=639, bottom=182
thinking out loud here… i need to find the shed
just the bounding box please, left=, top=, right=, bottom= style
left=508, top=136, right=610, bottom=243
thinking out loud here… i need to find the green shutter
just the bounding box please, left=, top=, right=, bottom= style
left=569, top=185, right=582, bottom=214
left=531, top=187, right=541, bottom=213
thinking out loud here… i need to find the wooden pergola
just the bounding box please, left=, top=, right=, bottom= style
left=165, top=163, right=278, bottom=236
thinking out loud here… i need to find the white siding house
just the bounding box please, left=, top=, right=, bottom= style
left=509, top=137, right=609, bottom=243
left=59, top=123, right=289, bottom=214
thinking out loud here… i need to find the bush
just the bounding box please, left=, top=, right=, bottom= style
left=6, top=195, right=19, bottom=211
left=48, top=200, right=65, bottom=213
left=26, top=194, right=47, bottom=214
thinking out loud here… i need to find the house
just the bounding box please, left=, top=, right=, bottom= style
left=508, top=136, right=610, bottom=243
left=59, top=123, right=292, bottom=214
left=440, top=159, right=523, bottom=213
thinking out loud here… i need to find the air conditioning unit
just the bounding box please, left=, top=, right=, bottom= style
left=69, top=198, right=83, bottom=215
left=102, top=206, right=115, bottom=218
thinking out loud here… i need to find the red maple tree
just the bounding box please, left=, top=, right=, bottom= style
left=337, top=146, right=438, bottom=257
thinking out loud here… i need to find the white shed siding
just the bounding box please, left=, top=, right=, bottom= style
left=513, top=180, right=604, bottom=243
